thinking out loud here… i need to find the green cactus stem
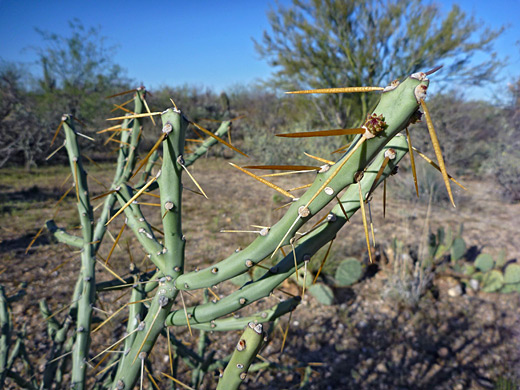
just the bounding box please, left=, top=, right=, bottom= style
left=158, top=109, right=189, bottom=276
left=61, top=116, right=95, bottom=390
left=109, top=278, right=177, bottom=390
left=190, top=297, right=300, bottom=331
left=216, top=322, right=265, bottom=390
left=92, top=90, right=146, bottom=253
left=45, top=220, right=84, bottom=248
left=174, top=75, right=428, bottom=291
left=184, top=121, right=231, bottom=167
left=166, top=136, right=409, bottom=326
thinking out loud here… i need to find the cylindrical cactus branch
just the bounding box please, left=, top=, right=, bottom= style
left=136, top=149, right=159, bottom=188
left=111, top=115, right=133, bottom=184
left=92, top=90, right=145, bottom=252
left=113, top=185, right=165, bottom=267
left=184, top=121, right=231, bottom=167
left=0, top=285, right=11, bottom=389
left=158, top=108, right=189, bottom=276
left=91, top=115, right=133, bottom=252
left=216, top=322, right=265, bottom=390
left=39, top=302, right=73, bottom=390
left=109, top=278, right=177, bottom=390
left=107, top=110, right=236, bottom=389
left=191, top=296, right=300, bottom=331
left=120, top=88, right=145, bottom=180
left=111, top=275, right=147, bottom=383
left=61, top=116, right=95, bottom=390
left=165, top=136, right=408, bottom=326
left=45, top=220, right=84, bottom=248
left=174, top=76, right=428, bottom=291
left=43, top=94, right=144, bottom=387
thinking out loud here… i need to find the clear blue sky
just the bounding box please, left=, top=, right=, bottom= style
left=0, top=0, right=518, bottom=100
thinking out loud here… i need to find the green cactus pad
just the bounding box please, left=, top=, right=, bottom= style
left=433, top=244, right=448, bottom=260
left=471, top=272, right=484, bottom=282
left=495, top=248, right=508, bottom=268
left=308, top=283, right=334, bottom=305
left=481, top=270, right=504, bottom=293
left=500, top=283, right=520, bottom=294
left=335, top=258, right=363, bottom=287
left=450, top=237, right=466, bottom=262
left=462, top=264, right=476, bottom=276
left=504, top=263, right=520, bottom=284
left=475, top=253, right=495, bottom=272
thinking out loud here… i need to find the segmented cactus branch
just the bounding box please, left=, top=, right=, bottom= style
left=174, top=75, right=428, bottom=292
left=166, top=136, right=409, bottom=327
left=217, top=323, right=265, bottom=390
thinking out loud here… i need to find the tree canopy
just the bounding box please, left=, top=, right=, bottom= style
left=255, top=0, right=505, bottom=128
left=34, top=19, right=127, bottom=121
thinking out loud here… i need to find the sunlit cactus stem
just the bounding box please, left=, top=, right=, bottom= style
left=184, top=120, right=231, bottom=167
left=217, top=322, right=265, bottom=390
left=165, top=136, right=409, bottom=328
left=172, top=74, right=429, bottom=292
left=158, top=108, right=189, bottom=276
left=61, top=116, right=95, bottom=390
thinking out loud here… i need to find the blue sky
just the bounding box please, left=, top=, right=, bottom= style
left=0, top=0, right=518, bottom=100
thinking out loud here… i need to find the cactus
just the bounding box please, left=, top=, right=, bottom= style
left=308, top=283, right=334, bottom=306
left=216, top=323, right=265, bottom=389
left=464, top=252, right=520, bottom=294
left=475, top=253, right=495, bottom=272
left=450, top=237, right=466, bottom=263
left=14, top=66, right=462, bottom=390
left=427, top=227, right=466, bottom=265
left=335, top=258, right=364, bottom=287
left=481, top=270, right=504, bottom=293
left=504, top=264, right=520, bottom=284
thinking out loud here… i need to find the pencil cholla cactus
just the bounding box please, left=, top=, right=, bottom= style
left=13, top=66, right=463, bottom=390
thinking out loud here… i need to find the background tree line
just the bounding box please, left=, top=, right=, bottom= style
left=0, top=1, right=518, bottom=201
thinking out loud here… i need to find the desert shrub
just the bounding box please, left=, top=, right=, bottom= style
left=382, top=239, right=435, bottom=308
left=488, top=79, right=520, bottom=202
left=411, top=92, right=504, bottom=176
left=390, top=163, right=463, bottom=206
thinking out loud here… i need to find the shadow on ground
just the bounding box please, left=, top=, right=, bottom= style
left=249, top=295, right=519, bottom=390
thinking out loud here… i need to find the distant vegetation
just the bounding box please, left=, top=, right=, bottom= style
left=1, top=2, right=519, bottom=201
